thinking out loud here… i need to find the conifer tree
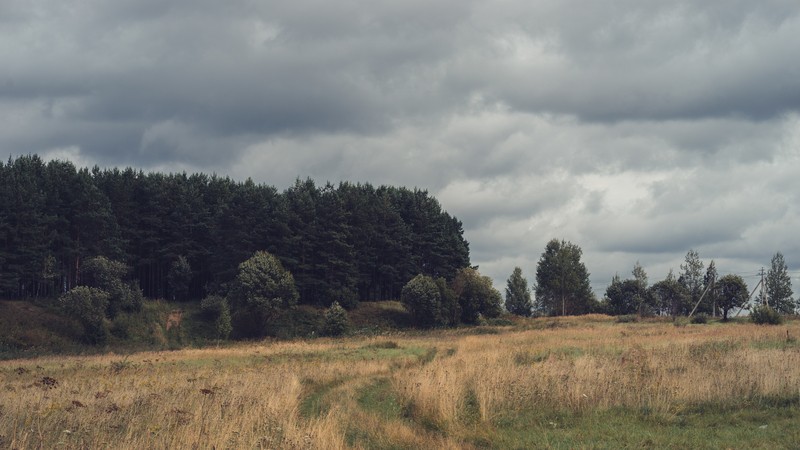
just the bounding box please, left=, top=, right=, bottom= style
left=766, top=252, right=794, bottom=314
left=505, top=267, right=532, bottom=316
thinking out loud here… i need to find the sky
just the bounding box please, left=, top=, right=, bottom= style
left=3, top=1, right=800, bottom=298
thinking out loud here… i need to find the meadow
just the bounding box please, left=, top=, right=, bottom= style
left=1, top=315, right=799, bottom=449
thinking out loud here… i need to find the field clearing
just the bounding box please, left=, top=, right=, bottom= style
left=1, top=316, right=799, bottom=449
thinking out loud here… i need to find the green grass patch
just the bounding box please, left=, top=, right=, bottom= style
left=487, top=402, right=800, bottom=449
left=357, top=378, right=405, bottom=420
left=300, top=378, right=347, bottom=419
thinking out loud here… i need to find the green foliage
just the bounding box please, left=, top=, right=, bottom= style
left=679, top=249, right=705, bottom=315
left=505, top=267, right=532, bottom=316
left=200, top=294, right=225, bottom=317
left=648, top=270, right=689, bottom=317
left=616, top=314, right=639, bottom=323
left=453, top=268, right=503, bottom=324
left=167, top=256, right=193, bottom=302
left=401, top=274, right=443, bottom=327
left=605, top=277, right=644, bottom=316
left=1, top=156, right=472, bottom=307
left=59, top=286, right=110, bottom=345
left=750, top=305, right=783, bottom=325
left=435, top=277, right=460, bottom=326
left=227, top=251, right=299, bottom=337
left=325, top=287, right=359, bottom=310
left=766, top=252, right=794, bottom=314
left=200, top=295, right=232, bottom=339
left=716, top=274, right=749, bottom=320
left=80, top=256, right=143, bottom=317
left=215, top=305, right=233, bottom=340
left=534, top=239, right=595, bottom=316
left=690, top=313, right=708, bottom=324
left=322, top=301, right=350, bottom=336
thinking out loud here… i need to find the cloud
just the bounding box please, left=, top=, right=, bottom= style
left=3, top=1, right=800, bottom=295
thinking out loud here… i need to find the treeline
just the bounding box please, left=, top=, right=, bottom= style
left=0, top=155, right=470, bottom=306
left=503, top=240, right=797, bottom=320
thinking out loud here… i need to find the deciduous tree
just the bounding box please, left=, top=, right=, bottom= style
left=227, top=251, right=299, bottom=337
left=716, top=274, right=748, bottom=321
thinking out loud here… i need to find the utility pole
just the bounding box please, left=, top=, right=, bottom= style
left=760, top=267, right=767, bottom=306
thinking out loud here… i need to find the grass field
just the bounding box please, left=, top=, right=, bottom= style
left=1, top=315, right=799, bottom=449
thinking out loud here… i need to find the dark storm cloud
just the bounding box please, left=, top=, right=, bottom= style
left=3, top=0, right=800, bottom=294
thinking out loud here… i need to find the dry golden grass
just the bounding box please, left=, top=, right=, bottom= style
left=1, top=317, right=799, bottom=449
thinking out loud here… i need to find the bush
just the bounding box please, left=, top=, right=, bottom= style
left=452, top=268, right=503, bottom=324
left=81, top=256, right=142, bottom=317
left=59, top=286, right=110, bottom=345
left=401, top=275, right=443, bottom=328
left=750, top=305, right=783, bottom=325
left=690, top=313, right=708, bottom=324
left=200, top=295, right=227, bottom=319
left=322, top=301, right=350, bottom=336
left=616, top=314, right=639, bottom=323
left=200, top=295, right=232, bottom=339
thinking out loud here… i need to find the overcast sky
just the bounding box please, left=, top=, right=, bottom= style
left=3, top=0, right=800, bottom=297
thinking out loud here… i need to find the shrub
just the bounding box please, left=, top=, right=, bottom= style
left=750, top=305, right=783, bottom=325
left=214, top=305, right=233, bottom=340
left=452, top=268, right=503, bottom=324
left=59, top=286, right=110, bottom=345
left=616, top=314, right=639, bottom=323
left=200, top=295, right=232, bottom=339
left=690, top=313, right=708, bottom=324
left=81, top=256, right=142, bottom=317
left=200, top=295, right=227, bottom=319
left=401, top=275, right=442, bottom=328
left=322, top=301, right=350, bottom=336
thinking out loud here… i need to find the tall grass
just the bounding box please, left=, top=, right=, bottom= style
left=1, top=317, right=798, bottom=448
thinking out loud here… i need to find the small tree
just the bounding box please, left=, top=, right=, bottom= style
left=766, top=252, right=794, bottom=314
left=716, top=274, right=748, bottom=321
left=60, top=286, right=110, bottom=345
left=167, top=256, right=192, bottom=302
left=604, top=276, right=641, bottom=316
left=227, top=251, right=299, bottom=337
left=505, top=267, right=532, bottom=316
left=648, top=270, right=688, bottom=317
left=750, top=305, right=782, bottom=325
left=679, top=250, right=704, bottom=315
left=401, top=274, right=442, bottom=328
left=200, top=294, right=232, bottom=339
left=534, top=239, right=595, bottom=316
left=323, top=301, right=350, bottom=336
left=452, top=268, right=503, bottom=324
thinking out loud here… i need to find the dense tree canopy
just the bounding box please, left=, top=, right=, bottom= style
left=0, top=155, right=470, bottom=306
left=647, top=270, right=687, bottom=317
left=534, top=239, right=595, bottom=316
